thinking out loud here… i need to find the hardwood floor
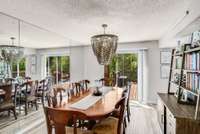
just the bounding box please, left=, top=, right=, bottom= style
left=0, top=102, right=162, bottom=134
left=127, top=101, right=162, bottom=134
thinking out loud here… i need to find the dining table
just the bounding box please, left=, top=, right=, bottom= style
left=55, top=86, right=124, bottom=120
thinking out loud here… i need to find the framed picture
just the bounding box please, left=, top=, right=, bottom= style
left=160, top=65, right=170, bottom=79
left=160, top=50, right=171, bottom=64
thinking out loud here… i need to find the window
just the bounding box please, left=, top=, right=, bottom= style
left=12, top=58, right=26, bottom=78
left=0, top=61, right=10, bottom=78
left=46, top=56, right=70, bottom=84
left=0, top=58, right=26, bottom=78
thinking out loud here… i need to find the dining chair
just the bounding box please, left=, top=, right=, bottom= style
left=20, top=80, right=38, bottom=115
left=36, top=79, right=46, bottom=104
left=75, top=82, right=81, bottom=94
left=0, top=84, right=17, bottom=119
left=121, top=88, right=129, bottom=130
left=52, top=87, right=64, bottom=106
left=92, top=97, right=126, bottom=134
left=44, top=93, right=91, bottom=134
left=99, top=78, right=105, bottom=86
left=83, top=80, right=90, bottom=91
left=125, top=84, right=131, bottom=122
left=24, top=76, right=31, bottom=81
left=44, top=106, right=93, bottom=134
left=66, top=83, right=76, bottom=98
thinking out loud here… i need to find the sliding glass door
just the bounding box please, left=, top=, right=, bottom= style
left=109, top=53, right=138, bottom=100
left=46, top=56, right=70, bottom=84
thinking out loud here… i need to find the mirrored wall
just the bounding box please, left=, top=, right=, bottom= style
left=0, top=12, right=70, bottom=80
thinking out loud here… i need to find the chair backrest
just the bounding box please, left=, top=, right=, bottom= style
left=44, top=106, right=87, bottom=134
left=0, top=84, right=13, bottom=102
left=46, top=92, right=58, bottom=108
left=52, top=87, right=63, bottom=106
left=39, top=79, right=46, bottom=90
left=83, top=80, right=90, bottom=91
left=99, top=78, right=105, bottom=86
left=21, top=80, right=36, bottom=97
left=74, top=82, right=81, bottom=94
left=115, top=97, right=126, bottom=134
left=24, top=76, right=31, bottom=81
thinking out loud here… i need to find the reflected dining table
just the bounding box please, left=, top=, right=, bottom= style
left=55, top=86, right=124, bottom=120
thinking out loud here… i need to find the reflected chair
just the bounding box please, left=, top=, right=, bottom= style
left=36, top=79, right=46, bottom=104
left=92, top=97, right=126, bottom=134
left=0, top=84, right=17, bottom=119
left=20, top=80, right=38, bottom=115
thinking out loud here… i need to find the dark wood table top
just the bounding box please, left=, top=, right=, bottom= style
left=57, top=87, right=123, bottom=120
left=158, top=93, right=198, bottom=120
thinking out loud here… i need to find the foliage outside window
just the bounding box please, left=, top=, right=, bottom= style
left=109, top=53, right=138, bottom=82
left=46, top=56, right=70, bottom=84
left=12, top=58, right=26, bottom=78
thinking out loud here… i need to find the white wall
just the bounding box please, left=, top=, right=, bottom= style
left=83, top=46, right=104, bottom=83
left=70, top=47, right=84, bottom=82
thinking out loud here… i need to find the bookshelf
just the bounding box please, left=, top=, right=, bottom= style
left=168, top=44, right=200, bottom=119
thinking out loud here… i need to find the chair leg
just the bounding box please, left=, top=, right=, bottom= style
left=123, top=122, right=126, bottom=134
left=25, top=102, right=28, bottom=115
left=35, top=100, right=38, bottom=110
left=8, top=110, right=10, bottom=116
left=127, top=105, right=131, bottom=122
left=12, top=108, right=17, bottom=120
left=124, top=117, right=127, bottom=128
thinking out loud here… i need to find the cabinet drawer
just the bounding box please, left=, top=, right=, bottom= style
left=167, top=120, right=176, bottom=134
left=166, top=108, right=176, bottom=134
left=157, top=98, right=164, bottom=132
left=166, top=108, right=176, bottom=125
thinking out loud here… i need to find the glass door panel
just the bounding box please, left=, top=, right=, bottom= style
left=46, top=56, right=70, bottom=84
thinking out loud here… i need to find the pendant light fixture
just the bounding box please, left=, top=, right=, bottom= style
left=91, top=24, right=118, bottom=65
left=0, top=20, right=24, bottom=64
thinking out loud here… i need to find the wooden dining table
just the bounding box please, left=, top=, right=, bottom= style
left=56, top=86, right=124, bottom=120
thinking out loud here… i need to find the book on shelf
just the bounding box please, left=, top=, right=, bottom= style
left=185, top=72, right=200, bottom=94
left=184, top=52, right=200, bottom=70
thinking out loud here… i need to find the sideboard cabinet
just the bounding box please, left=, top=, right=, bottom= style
left=157, top=93, right=200, bottom=134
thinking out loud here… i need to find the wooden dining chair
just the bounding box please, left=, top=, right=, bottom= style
left=0, top=84, right=17, bottom=119
left=66, top=83, right=76, bottom=98
left=44, top=106, right=93, bottom=134
left=99, top=78, right=105, bottom=86
left=36, top=79, right=46, bottom=104
left=75, top=82, right=81, bottom=94
left=125, top=85, right=131, bottom=122
left=92, top=97, right=126, bottom=134
left=83, top=80, right=90, bottom=91
left=20, top=80, right=38, bottom=115
left=45, top=93, right=91, bottom=134
left=121, top=88, right=129, bottom=130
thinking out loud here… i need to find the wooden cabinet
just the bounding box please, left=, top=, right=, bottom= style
left=157, top=93, right=200, bottom=134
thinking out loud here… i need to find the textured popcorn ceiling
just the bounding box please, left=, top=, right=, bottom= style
left=0, top=0, right=193, bottom=48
